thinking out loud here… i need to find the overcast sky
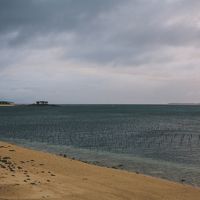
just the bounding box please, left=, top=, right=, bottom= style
left=0, top=0, right=200, bottom=104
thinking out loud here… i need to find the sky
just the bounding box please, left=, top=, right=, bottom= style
left=0, top=0, right=200, bottom=104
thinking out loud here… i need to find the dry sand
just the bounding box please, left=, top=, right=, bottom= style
left=0, top=141, right=200, bottom=200
left=0, top=105, right=15, bottom=107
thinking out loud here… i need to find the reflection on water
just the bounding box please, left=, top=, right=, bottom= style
left=0, top=105, right=200, bottom=186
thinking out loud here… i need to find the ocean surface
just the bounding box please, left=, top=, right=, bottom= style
left=0, top=105, right=200, bottom=186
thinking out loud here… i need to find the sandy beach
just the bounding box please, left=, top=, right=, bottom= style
left=0, top=105, right=15, bottom=107
left=0, top=141, right=200, bottom=200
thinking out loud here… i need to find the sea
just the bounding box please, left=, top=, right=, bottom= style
left=0, top=104, right=200, bottom=186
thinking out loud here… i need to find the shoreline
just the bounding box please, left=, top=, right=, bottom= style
left=0, top=105, right=15, bottom=107
left=3, top=138, right=200, bottom=187
left=1, top=141, right=200, bottom=199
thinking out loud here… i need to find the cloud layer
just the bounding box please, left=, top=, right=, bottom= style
left=1, top=0, right=200, bottom=103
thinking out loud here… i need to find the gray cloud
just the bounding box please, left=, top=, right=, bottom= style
left=0, top=0, right=120, bottom=44
left=0, top=0, right=200, bottom=103
left=1, top=0, right=200, bottom=64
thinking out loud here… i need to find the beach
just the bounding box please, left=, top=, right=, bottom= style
left=0, top=141, right=200, bottom=200
left=0, top=105, right=15, bottom=107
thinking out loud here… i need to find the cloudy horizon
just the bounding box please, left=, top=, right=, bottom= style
left=1, top=0, right=200, bottom=104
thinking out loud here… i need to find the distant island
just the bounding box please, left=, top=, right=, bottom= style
left=168, top=103, right=200, bottom=105
left=28, top=101, right=58, bottom=107
left=0, top=101, right=15, bottom=106
left=29, top=101, right=49, bottom=106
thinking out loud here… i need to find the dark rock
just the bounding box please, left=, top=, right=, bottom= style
left=3, top=157, right=11, bottom=160
left=181, top=179, right=186, bottom=183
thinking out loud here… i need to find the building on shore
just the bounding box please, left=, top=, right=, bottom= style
left=36, top=101, right=48, bottom=105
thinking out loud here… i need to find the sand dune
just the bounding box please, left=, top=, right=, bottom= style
left=0, top=141, right=200, bottom=200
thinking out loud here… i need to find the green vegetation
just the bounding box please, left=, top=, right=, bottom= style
left=0, top=101, right=14, bottom=105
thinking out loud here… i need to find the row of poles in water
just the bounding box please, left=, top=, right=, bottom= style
left=2, top=131, right=200, bottom=150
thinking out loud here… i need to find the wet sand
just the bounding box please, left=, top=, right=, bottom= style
left=0, top=141, right=200, bottom=200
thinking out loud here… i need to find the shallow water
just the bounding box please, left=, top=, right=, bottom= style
left=0, top=105, right=200, bottom=185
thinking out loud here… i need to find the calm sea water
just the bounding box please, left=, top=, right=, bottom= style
left=0, top=105, right=200, bottom=186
